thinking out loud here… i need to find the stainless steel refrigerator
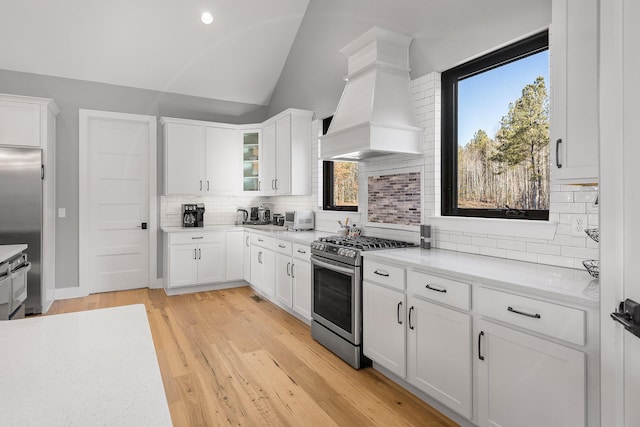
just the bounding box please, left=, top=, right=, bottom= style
left=0, top=147, right=43, bottom=314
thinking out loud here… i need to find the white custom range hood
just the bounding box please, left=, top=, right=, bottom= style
left=320, top=27, right=422, bottom=161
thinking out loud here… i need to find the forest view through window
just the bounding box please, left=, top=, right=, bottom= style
left=442, top=32, right=550, bottom=220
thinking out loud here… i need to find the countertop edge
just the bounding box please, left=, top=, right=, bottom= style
left=0, top=244, right=28, bottom=263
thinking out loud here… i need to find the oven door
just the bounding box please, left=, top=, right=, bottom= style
left=310, top=255, right=361, bottom=345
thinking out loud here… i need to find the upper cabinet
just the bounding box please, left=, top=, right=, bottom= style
left=262, top=109, right=314, bottom=196
left=241, top=128, right=262, bottom=193
left=162, top=118, right=241, bottom=196
left=550, top=0, right=599, bottom=184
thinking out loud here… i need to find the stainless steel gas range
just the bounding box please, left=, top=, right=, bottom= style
left=310, top=235, right=416, bottom=369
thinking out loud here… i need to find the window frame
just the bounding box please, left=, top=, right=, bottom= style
left=441, top=31, right=550, bottom=221
left=322, top=116, right=358, bottom=212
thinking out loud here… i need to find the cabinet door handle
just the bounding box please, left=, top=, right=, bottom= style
left=278, top=244, right=286, bottom=249
left=198, top=248, right=201, bottom=259
left=397, top=301, right=403, bottom=324
left=258, top=251, right=262, bottom=264
left=478, top=331, right=485, bottom=361
left=275, top=178, right=278, bottom=190
left=555, top=139, right=562, bottom=168
left=194, top=249, right=197, bottom=260
left=286, top=262, right=291, bottom=276
left=374, top=270, right=389, bottom=277
left=271, top=179, right=275, bottom=190
left=291, top=263, right=295, bottom=278
left=507, top=306, right=541, bottom=319
left=258, top=180, right=262, bottom=191
left=425, top=284, right=447, bottom=293
left=246, top=236, right=250, bottom=247
left=200, top=180, right=203, bottom=191
left=408, top=306, right=414, bottom=330
left=207, top=180, right=210, bottom=191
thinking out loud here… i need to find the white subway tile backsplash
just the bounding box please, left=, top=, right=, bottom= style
left=496, top=239, right=527, bottom=251
left=574, top=191, right=598, bottom=203
left=480, top=247, right=507, bottom=258
left=526, top=242, right=562, bottom=256
left=507, top=250, right=539, bottom=263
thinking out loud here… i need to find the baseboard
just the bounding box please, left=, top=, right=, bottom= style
left=163, top=280, right=248, bottom=296
left=55, top=286, right=89, bottom=300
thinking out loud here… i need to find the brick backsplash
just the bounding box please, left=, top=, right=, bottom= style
left=368, top=172, right=421, bottom=225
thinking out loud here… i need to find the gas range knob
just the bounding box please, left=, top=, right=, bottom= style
left=348, top=250, right=356, bottom=258
left=338, top=248, right=345, bottom=256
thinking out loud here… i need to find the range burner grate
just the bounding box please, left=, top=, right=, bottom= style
left=319, top=236, right=415, bottom=251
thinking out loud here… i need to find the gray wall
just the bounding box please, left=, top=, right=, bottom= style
left=0, top=68, right=268, bottom=289
left=267, top=0, right=551, bottom=118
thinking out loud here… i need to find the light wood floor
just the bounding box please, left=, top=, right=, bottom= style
left=48, top=286, right=458, bottom=427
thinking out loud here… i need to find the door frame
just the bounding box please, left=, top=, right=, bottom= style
left=599, top=0, right=625, bottom=425
left=78, top=109, right=158, bottom=296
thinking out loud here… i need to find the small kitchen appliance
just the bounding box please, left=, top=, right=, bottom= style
left=236, top=209, right=248, bottom=225
left=284, top=210, right=315, bottom=230
left=310, top=235, right=416, bottom=368
left=249, top=207, right=259, bottom=221
left=182, top=203, right=205, bottom=227
left=272, top=214, right=284, bottom=226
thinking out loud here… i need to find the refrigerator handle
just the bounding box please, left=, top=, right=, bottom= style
left=41, top=165, right=44, bottom=180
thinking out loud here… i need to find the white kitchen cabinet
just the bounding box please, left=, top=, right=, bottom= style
left=241, top=129, right=262, bottom=192
left=407, top=296, right=472, bottom=419
left=261, top=109, right=313, bottom=196
left=0, top=99, right=41, bottom=147
left=275, top=252, right=293, bottom=307
left=164, top=231, right=227, bottom=289
left=164, top=122, right=204, bottom=195
left=477, top=319, right=586, bottom=427
left=250, top=243, right=275, bottom=298
left=292, top=243, right=312, bottom=321
left=550, top=0, right=599, bottom=184
left=205, top=126, right=241, bottom=195
left=242, top=232, right=251, bottom=281
left=363, top=281, right=407, bottom=378
left=162, top=118, right=241, bottom=196
left=225, top=230, right=244, bottom=281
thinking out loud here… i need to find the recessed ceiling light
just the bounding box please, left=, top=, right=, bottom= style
left=201, top=12, right=213, bottom=25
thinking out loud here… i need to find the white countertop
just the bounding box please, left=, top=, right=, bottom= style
left=161, top=224, right=330, bottom=245
left=0, top=244, right=27, bottom=263
left=363, top=248, right=599, bottom=307
left=0, top=304, right=172, bottom=427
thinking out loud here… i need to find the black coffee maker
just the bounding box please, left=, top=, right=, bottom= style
left=182, top=203, right=205, bottom=227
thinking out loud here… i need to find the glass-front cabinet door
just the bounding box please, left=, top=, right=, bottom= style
left=242, top=129, right=261, bottom=192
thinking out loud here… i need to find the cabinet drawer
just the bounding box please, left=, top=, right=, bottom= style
left=168, top=231, right=225, bottom=245
left=292, top=243, right=311, bottom=261
left=407, top=270, right=470, bottom=311
left=251, top=234, right=275, bottom=250
left=363, top=260, right=406, bottom=291
left=275, top=239, right=292, bottom=255
left=476, top=287, right=586, bottom=346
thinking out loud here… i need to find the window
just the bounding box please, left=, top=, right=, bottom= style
left=322, top=116, right=358, bottom=211
left=441, top=31, right=550, bottom=220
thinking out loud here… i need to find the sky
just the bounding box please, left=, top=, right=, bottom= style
left=458, top=50, right=549, bottom=147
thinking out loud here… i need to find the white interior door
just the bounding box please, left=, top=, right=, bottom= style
left=600, top=1, right=640, bottom=425
left=79, top=110, right=157, bottom=294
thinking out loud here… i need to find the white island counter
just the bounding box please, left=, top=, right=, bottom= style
left=0, top=304, right=172, bottom=426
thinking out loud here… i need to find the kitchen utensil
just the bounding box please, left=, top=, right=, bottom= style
left=236, top=209, right=248, bottom=225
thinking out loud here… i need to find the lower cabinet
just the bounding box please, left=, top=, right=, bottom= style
left=407, top=296, right=472, bottom=419
left=242, top=232, right=251, bottom=282
left=477, top=319, right=586, bottom=427
left=291, top=243, right=311, bottom=321
left=250, top=244, right=275, bottom=297
left=225, top=231, right=244, bottom=281
left=166, top=232, right=226, bottom=288
left=363, top=281, right=407, bottom=378
left=275, top=251, right=293, bottom=307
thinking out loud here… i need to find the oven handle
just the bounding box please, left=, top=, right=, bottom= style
left=10, top=262, right=31, bottom=278
left=310, top=255, right=355, bottom=276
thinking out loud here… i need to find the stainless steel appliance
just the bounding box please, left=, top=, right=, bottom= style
left=244, top=206, right=271, bottom=225
left=236, top=209, right=248, bottom=225
left=0, top=253, right=31, bottom=320
left=182, top=203, right=205, bottom=227
left=285, top=210, right=315, bottom=230
left=310, top=235, right=415, bottom=368
left=0, top=147, right=43, bottom=315
left=272, top=214, right=284, bottom=226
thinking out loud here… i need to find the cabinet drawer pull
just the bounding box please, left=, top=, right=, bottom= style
left=278, top=244, right=286, bottom=248
left=192, top=236, right=204, bottom=240
left=555, top=138, right=562, bottom=168
left=297, top=249, right=306, bottom=254
left=408, top=306, right=414, bottom=330
left=374, top=270, right=389, bottom=277
left=258, top=238, right=264, bottom=242
left=397, top=301, right=403, bottom=324
left=507, top=306, right=541, bottom=319
left=425, top=284, right=447, bottom=293
left=478, top=331, right=485, bottom=361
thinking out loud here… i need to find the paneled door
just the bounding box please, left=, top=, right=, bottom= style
left=79, top=110, right=157, bottom=294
